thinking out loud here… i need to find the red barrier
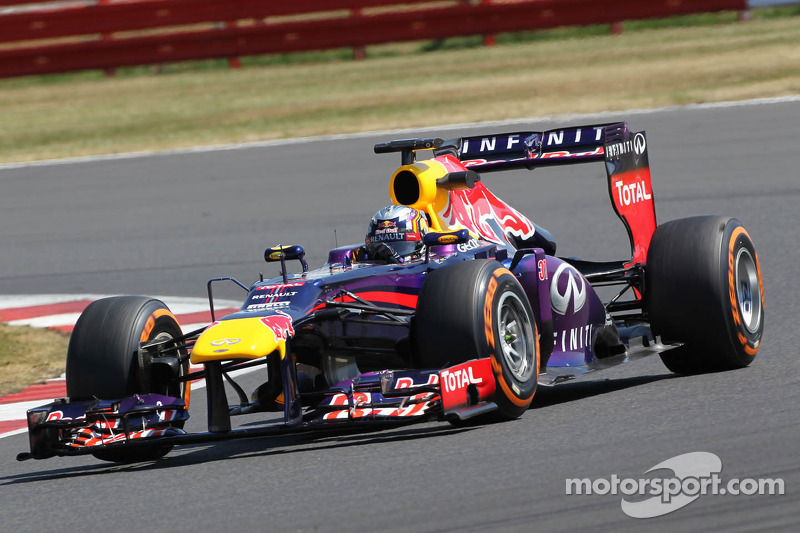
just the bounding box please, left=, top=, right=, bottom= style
left=0, top=0, right=446, bottom=42
left=0, top=0, right=748, bottom=79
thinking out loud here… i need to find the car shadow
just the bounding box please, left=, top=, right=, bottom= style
left=1, top=424, right=474, bottom=484
left=531, top=372, right=675, bottom=409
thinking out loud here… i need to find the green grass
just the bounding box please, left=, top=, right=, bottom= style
left=0, top=324, right=69, bottom=396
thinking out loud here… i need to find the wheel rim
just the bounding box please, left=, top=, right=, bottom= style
left=734, top=248, right=762, bottom=334
left=149, top=330, right=185, bottom=397
left=496, top=291, right=536, bottom=382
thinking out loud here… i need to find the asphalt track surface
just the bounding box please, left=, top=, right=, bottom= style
left=1, top=101, right=798, bottom=532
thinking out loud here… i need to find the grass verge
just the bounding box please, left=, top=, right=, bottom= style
left=0, top=324, right=69, bottom=397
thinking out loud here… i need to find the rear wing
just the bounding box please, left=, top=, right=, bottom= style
left=434, top=121, right=656, bottom=264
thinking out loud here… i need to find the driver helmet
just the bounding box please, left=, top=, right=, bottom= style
left=365, top=205, right=429, bottom=260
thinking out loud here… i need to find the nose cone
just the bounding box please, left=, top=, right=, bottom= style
left=191, top=314, right=293, bottom=364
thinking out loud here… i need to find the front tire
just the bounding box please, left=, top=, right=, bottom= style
left=413, top=260, right=539, bottom=420
left=646, top=216, right=764, bottom=374
left=66, top=296, right=188, bottom=462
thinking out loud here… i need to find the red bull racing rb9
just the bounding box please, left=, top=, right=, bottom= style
left=18, top=121, right=764, bottom=463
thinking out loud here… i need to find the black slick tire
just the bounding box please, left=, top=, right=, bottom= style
left=646, top=216, right=764, bottom=374
left=66, top=296, right=187, bottom=462
left=413, top=260, right=539, bottom=420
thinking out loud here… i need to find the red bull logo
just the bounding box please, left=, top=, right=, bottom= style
left=260, top=311, right=295, bottom=343
left=378, top=220, right=396, bottom=229
left=440, top=182, right=535, bottom=246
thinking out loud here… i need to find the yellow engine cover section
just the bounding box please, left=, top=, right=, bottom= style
left=190, top=314, right=294, bottom=364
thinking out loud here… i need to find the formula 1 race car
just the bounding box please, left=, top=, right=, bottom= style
left=18, top=121, right=764, bottom=463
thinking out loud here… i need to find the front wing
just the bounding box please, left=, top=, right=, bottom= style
left=18, top=358, right=497, bottom=461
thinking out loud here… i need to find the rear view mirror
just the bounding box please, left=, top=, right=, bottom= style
left=423, top=229, right=470, bottom=247
left=265, top=244, right=308, bottom=282
left=265, top=244, right=305, bottom=263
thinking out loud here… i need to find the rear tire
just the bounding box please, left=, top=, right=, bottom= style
left=646, top=216, right=764, bottom=374
left=66, top=296, right=188, bottom=462
left=413, top=260, right=539, bottom=420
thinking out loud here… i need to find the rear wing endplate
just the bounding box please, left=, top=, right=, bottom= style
left=604, top=128, right=656, bottom=265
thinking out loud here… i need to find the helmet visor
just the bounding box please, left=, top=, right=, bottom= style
left=367, top=231, right=421, bottom=258
left=385, top=239, right=420, bottom=258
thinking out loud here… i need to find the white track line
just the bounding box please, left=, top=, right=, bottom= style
left=0, top=400, right=51, bottom=422
left=1, top=428, right=28, bottom=438
left=8, top=313, right=85, bottom=328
